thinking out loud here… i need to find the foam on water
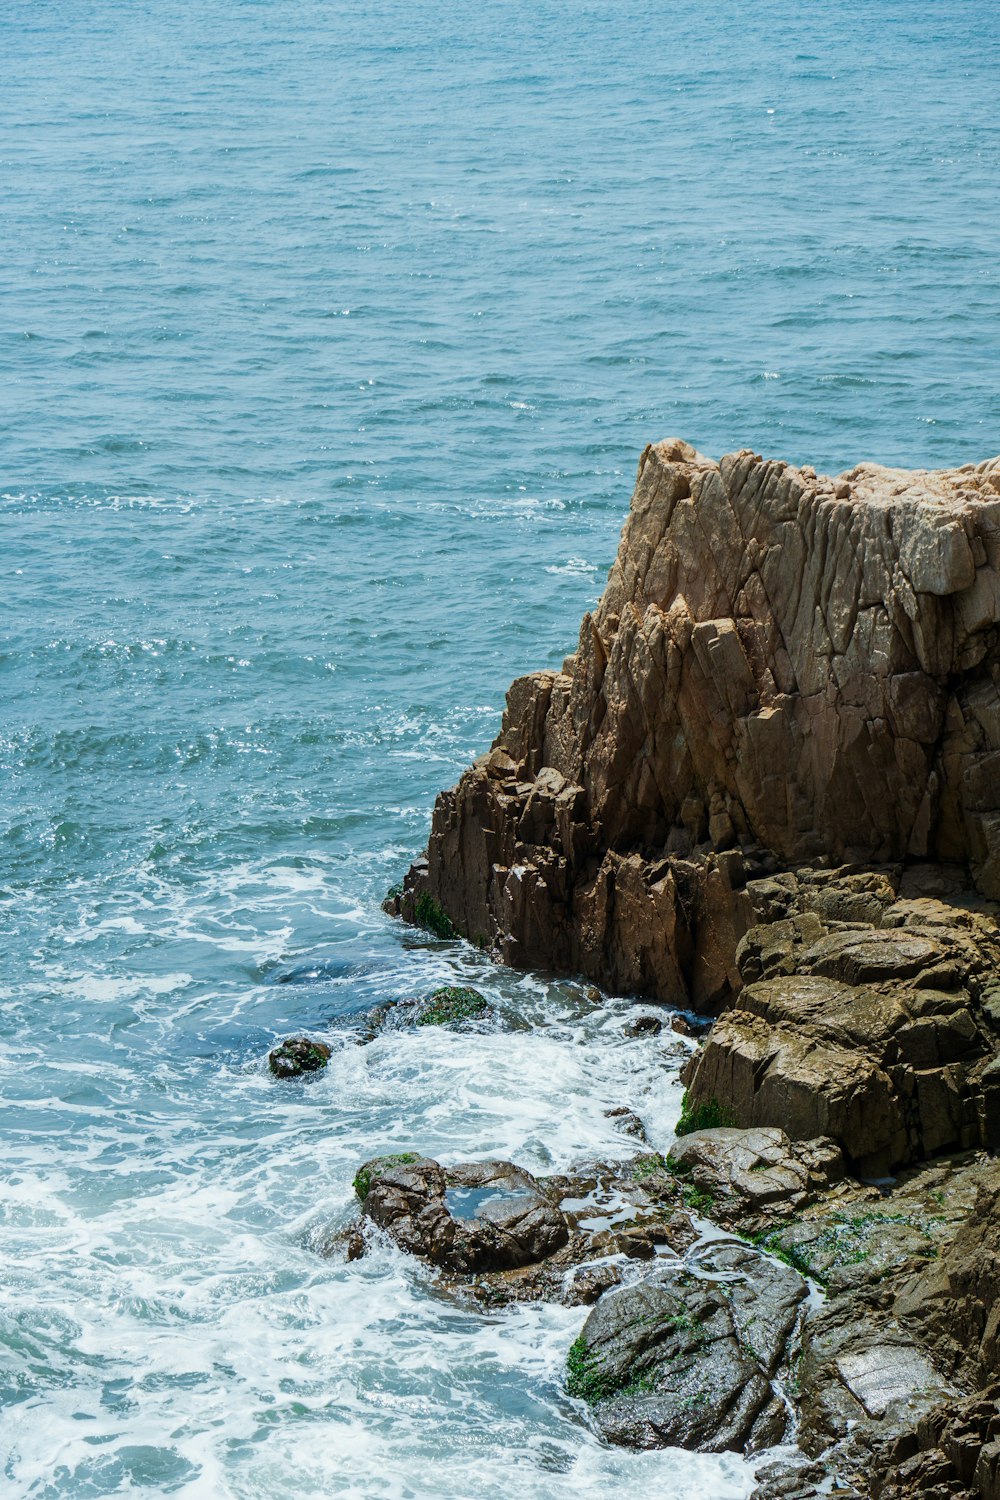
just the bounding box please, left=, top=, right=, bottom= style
left=1, top=916, right=742, bottom=1497
left=4, top=0, right=1000, bottom=1491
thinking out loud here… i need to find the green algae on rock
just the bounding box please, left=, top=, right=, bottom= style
left=353, top=1153, right=422, bottom=1202
left=267, top=1036, right=332, bottom=1078
left=415, top=986, right=488, bottom=1027
left=365, top=987, right=492, bottom=1036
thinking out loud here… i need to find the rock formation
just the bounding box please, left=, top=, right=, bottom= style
left=384, top=439, right=1000, bottom=1498
left=389, top=439, right=1000, bottom=1008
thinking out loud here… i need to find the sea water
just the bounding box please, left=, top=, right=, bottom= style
left=2, top=0, right=999, bottom=1494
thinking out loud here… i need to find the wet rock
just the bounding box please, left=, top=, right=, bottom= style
left=750, top=1456, right=862, bottom=1499
left=267, top=1036, right=332, bottom=1078
left=566, top=1243, right=806, bottom=1452
left=624, top=1014, right=662, bottom=1037
left=871, top=1382, right=1000, bottom=1499
left=747, top=1154, right=996, bottom=1489
left=452, top=1160, right=699, bottom=1309
left=355, top=1156, right=569, bottom=1273
left=799, top=1307, right=957, bottom=1460
left=667, top=1127, right=844, bottom=1232
left=364, top=986, right=492, bottom=1037
left=604, top=1105, right=648, bottom=1141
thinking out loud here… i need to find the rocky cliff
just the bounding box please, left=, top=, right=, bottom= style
left=389, top=441, right=1000, bottom=1180
left=391, top=439, right=1000, bottom=1008
left=384, top=440, right=1000, bottom=1500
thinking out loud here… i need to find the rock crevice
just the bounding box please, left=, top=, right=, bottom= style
left=390, top=440, right=1000, bottom=1009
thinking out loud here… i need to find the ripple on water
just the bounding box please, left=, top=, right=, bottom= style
left=4, top=0, right=1000, bottom=1491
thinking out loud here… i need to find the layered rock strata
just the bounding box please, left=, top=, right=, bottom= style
left=385, top=440, right=1000, bottom=1496
left=390, top=439, right=1000, bottom=1008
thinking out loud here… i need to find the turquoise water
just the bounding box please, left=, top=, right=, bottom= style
left=3, top=1, right=999, bottom=1495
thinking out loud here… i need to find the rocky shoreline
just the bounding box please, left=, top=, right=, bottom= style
left=379, top=441, right=1000, bottom=1497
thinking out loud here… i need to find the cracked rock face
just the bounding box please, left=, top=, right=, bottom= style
left=666, top=1126, right=845, bottom=1232
left=390, top=439, right=1000, bottom=1006
left=568, top=1243, right=806, bottom=1453
left=682, top=885, right=1000, bottom=1174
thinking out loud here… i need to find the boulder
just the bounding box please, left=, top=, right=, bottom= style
left=355, top=1156, right=569, bottom=1273
left=566, top=1242, right=806, bottom=1452
left=267, top=1036, right=332, bottom=1078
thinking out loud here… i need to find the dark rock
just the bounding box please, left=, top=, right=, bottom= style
left=566, top=1243, right=806, bottom=1452
left=667, top=1126, right=844, bottom=1232
left=267, top=1036, right=332, bottom=1078
left=891, top=1162, right=1000, bottom=1385
left=356, top=1156, right=569, bottom=1273
left=870, top=1383, right=1000, bottom=1498
left=750, top=1457, right=862, bottom=1498
left=624, top=1014, right=663, bottom=1037
left=364, top=986, right=493, bottom=1038
left=604, top=1105, right=648, bottom=1140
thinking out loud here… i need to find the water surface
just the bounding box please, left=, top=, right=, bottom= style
left=3, top=1, right=1000, bottom=1494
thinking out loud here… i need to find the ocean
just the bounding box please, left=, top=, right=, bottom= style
left=2, top=0, right=999, bottom=1494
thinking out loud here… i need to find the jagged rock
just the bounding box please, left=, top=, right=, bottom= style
left=667, top=1126, right=844, bottom=1231
left=455, top=1160, right=699, bottom=1308
left=382, top=438, right=1000, bottom=1491
left=891, top=1162, right=1000, bottom=1384
left=267, top=1036, right=332, bottom=1077
left=750, top=1457, right=862, bottom=1499
left=871, top=1383, right=1000, bottom=1499
left=683, top=909, right=1000, bottom=1173
left=389, top=439, right=1000, bottom=1004
left=340, top=1157, right=704, bottom=1307
left=354, top=1156, right=569, bottom=1273
left=750, top=1155, right=995, bottom=1489
left=566, top=1242, right=806, bottom=1452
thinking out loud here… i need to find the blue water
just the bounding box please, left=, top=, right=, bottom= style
left=3, top=1, right=999, bottom=1495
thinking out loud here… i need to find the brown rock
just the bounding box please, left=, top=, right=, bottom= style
left=357, top=1157, right=569, bottom=1273
left=683, top=910, right=1000, bottom=1173
left=389, top=441, right=1000, bottom=1003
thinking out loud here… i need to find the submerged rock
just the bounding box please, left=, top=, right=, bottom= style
left=364, top=986, right=492, bottom=1037
left=624, top=1013, right=663, bottom=1037
left=267, top=1036, right=332, bottom=1078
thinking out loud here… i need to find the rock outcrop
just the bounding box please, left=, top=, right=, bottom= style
left=267, top=1036, right=332, bottom=1077
left=383, top=439, right=1000, bottom=1498
left=682, top=877, right=1000, bottom=1174
left=389, top=439, right=1000, bottom=1008
left=352, top=1156, right=569, bottom=1273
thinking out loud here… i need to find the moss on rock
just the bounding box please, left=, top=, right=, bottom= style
left=352, top=1153, right=421, bottom=1202
left=415, top=986, right=488, bottom=1027
left=413, top=892, right=457, bottom=940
